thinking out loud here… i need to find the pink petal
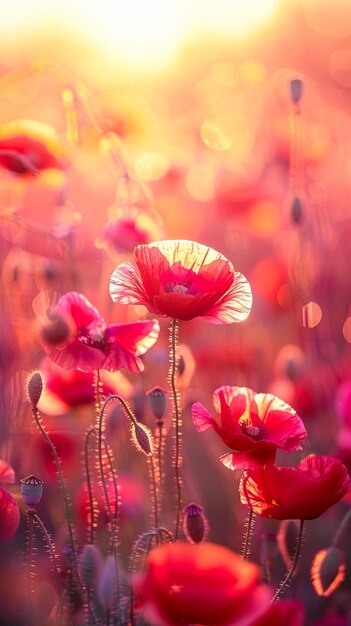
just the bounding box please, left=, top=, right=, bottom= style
left=109, top=262, right=149, bottom=306
left=45, top=340, right=105, bottom=372
left=104, top=320, right=160, bottom=372
left=192, top=402, right=217, bottom=432
left=0, top=487, right=20, bottom=542
left=55, top=292, right=104, bottom=330
left=0, top=460, right=15, bottom=484
left=202, top=271, right=252, bottom=324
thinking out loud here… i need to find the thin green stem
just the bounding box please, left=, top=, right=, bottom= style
left=150, top=455, right=159, bottom=530
left=169, top=318, right=182, bottom=540
left=27, top=509, right=35, bottom=598
left=272, top=519, right=305, bottom=602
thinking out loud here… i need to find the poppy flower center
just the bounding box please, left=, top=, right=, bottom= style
left=163, top=281, right=199, bottom=296
left=240, top=421, right=267, bottom=440
left=78, top=328, right=107, bottom=350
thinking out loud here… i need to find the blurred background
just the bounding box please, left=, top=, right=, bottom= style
left=1, top=0, right=351, bottom=624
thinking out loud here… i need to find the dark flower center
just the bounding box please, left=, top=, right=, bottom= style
left=240, top=419, right=267, bottom=441
left=78, top=328, right=107, bottom=350
left=163, top=281, right=199, bottom=296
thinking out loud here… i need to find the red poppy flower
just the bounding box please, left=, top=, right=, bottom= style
left=0, top=487, right=20, bottom=542
left=192, top=386, right=307, bottom=470
left=239, top=455, right=351, bottom=520
left=0, top=120, right=67, bottom=176
left=133, top=542, right=271, bottom=626
left=41, top=291, right=159, bottom=372
left=109, top=240, right=252, bottom=323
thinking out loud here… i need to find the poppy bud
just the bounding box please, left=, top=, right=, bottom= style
left=277, top=519, right=300, bottom=572
left=41, top=313, right=70, bottom=346
left=290, top=79, right=304, bottom=104
left=20, top=475, right=44, bottom=507
left=311, top=547, right=346, bottom=597
left=98, top=555, right=116, bottom=609
left=78, top=544, right=102, bottom=591
left=26, top=371, right=43, bottom=408
left=183, top=503, right=208, bottom=544
left=291, top=196, right=303, bottom=224
left=131, top=422, right=153, bottom=456
left=146, top=387, right=168, bottom=421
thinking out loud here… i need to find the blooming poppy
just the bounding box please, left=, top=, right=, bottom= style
left=0, top=119, right=67, bottom=176
left=0, top=487, right=20, bottom=542
left=239, top=455, right=351, bottom=520
left=109, top=240, right=252, bottom=323
left=192, top=386, right=307, bottom=470
left=40, top=291, right=159, bottom=372
left=133, top=541, right=271, bottom=626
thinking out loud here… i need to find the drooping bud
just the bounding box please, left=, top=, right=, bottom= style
left=311, top=547, right=346, bottom=597
left=41, top=313, right=70, bottom=346
left=26, top=371, right=43, bottom=408
left=78, top=544, right=102, bottom=591
left=290, top=78, right=304, bottom=104
left=98, top=555, right=116, bottom=609
left=183, top=503, right=208, bottom=544
left=131, top=422, right=153, bottom=456
left=21, top=475, right=44, bottom=507
left=146, top=387, right=168, bottom=423
left=277, top=519, right=300, bottom=572
left=291, top=196, right=303, bottom=225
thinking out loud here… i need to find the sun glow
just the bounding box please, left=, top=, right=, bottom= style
left=1, top=0, right=279, bottom=70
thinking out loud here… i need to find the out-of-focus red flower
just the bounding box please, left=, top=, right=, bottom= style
left=101, top=211, right=163, bottom=255
left=41, top=291, right=159, bottom=372
left=250, top=599, right=304, bottom=626
left=38, top=358, right=132, bottom=414
left=133, top=541, right=271, bottom=626
left=0, top=460, right=15, bottom=484
left=192, top=386, right=306, bottom=470
left=109, top=240, right=252, bottom=323
left=0, top=120, right=67, bottom=176
left=34, top=430, right=81, bottom=480
left=239, top=455, right=351, bottom=520
left=0, top=486, right=20, bottom=542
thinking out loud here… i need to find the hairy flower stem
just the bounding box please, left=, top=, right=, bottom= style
left=31, top=407, right=80, bottom=591
left=149, top=455, right=159, bottom=531
left=242, top=509, right=255, bottom=561
left=332, top=508, right=351, bottom=548
left=27, top=509, right=35, bottom=598
left=272, top=518, right=305, bottom=602
left=169, top=318, right=182, bottom=541
left=84, top=426, right=97, bottom=545
left=33, top=512, right=62, bottom=594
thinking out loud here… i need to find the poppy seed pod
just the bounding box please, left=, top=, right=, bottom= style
left=311, top=547, right=346, bottom=597
left=290, top=79, right=304, bottom=104
left=27, top=371, right=44, bottom=408
left=20, top=475, right=44, bottom=507
left=183, top=502, right=208, bottom=544
left=146, top=387, right=168, bottom=421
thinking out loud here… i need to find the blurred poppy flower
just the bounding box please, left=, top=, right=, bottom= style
left=133, top=541, right=271, bottom=626
left=250, top=599, right=304, bottom=626
left=0, top=460, right=15, bottom=484
left=0, top=120, right=67, bottom=176
left=109, top=240, right=252, bottom=323
left=41, top=291, right=159, bottom=372
left=100, top=210, right=163, bottom=256
left=0, top=486, right=20, bottom=542
left=192, top=386, right=307, bottom=470
left=239, top=455, right=351, bottom=520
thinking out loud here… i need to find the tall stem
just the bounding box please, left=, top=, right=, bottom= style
left=32, top=407, right=80, bottom=590
left=84, top=426, right=97, bottom=545
left=169, top=318, right=182, bottom=540
left=150, top=455, right=159, bottom=530
left=242, top=509, right=255, bottom=561
left=332, top=507, right=351, bottom=548
left=272, top=519, right=305, bottom=602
